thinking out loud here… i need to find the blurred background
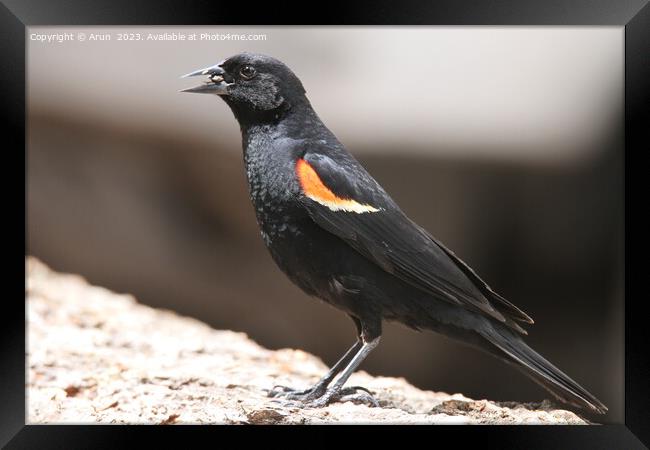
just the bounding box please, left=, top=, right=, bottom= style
left=27, top=27, right=624, bottom=422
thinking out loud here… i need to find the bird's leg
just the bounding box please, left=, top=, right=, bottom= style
left=304, top=334, right=381, bottom=408
left=267, top=340, right=362, bottom=401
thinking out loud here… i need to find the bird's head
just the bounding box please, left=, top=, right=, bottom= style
left=181, top=52, right=307, bottom=122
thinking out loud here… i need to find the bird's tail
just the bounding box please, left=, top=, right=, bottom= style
left=479, top=324, right=607, bottom=414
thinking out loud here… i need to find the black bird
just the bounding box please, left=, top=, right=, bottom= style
left=180, top=52, right=607, bottom=414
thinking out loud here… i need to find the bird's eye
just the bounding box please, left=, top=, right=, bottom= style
left=239, top=65, right=256, bottom=80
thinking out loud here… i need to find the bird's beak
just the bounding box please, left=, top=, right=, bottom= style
left=179, top=63, right=231, bottom=95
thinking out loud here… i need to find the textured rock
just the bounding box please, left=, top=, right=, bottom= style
left=26, top=257, right=588, bottom=425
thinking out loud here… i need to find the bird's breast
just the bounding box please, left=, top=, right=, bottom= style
left=242, top=133, right=349, bottom=299
left=243, top=140, right=305, bottom=244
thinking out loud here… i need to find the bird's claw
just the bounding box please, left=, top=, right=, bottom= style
left=326, top=386, right=379, bottom=407
left=266, top=385, right=379, bottom=408
left=265, top=385, right=301, bottom=397
left=338, top=390, right=380, bottom=407
left=265, top=384, right=324, bottom=401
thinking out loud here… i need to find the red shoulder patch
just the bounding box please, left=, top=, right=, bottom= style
left=295, top=159, right=380, bottom=213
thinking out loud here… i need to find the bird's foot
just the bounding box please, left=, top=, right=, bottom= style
left=265, top=384, right=325, bottom=401
left=306, top=386, right=379, bottom=408
left=267, top=385, right=379, bottom=409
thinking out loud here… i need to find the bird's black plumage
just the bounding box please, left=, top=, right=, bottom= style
left=181, top=52, right=607, bottom=414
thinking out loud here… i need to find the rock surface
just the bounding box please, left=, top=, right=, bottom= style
left=26, top=257, right=588, bottom=425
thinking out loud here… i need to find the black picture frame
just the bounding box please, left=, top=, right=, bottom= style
left=4, top=0, right=647, bottom=448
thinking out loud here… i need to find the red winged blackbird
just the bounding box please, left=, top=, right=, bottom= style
left=181, top=53, right=607, bottom=414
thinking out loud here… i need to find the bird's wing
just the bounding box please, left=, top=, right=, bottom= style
left=296, top=151, right=533, bottom=332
